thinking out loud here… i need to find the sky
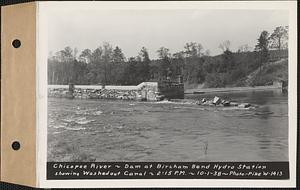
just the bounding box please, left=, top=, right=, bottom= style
left=47, top=9, right=288, bottom=59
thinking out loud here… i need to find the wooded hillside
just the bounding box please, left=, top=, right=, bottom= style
left=48, top=26, right=288, bottom=88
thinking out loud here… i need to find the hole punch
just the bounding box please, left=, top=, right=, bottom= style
left=12, top=39, right=21, bottom=48
left=12, top=141, right=21, bottom=150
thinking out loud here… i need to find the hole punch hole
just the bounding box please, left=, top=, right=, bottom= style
left=12, top=141, right=21, bottom=151
left=12, top=39, right=21, bottom=48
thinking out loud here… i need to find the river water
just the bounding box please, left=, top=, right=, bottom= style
left=47, top=90, right=288, bottom=162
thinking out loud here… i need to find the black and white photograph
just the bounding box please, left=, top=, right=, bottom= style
left=0, top=0, right=292, bottom=188
left=37, top=2, right=297, bottom=187
left=38, top=2, right=297, bottom=185
left=0, top=1, right=298, bottom=189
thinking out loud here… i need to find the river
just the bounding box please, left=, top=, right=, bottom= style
left=47, top=90, right=288, bottom=162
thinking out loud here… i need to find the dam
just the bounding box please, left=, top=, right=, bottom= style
left=48, top=80, right=184, bottom=101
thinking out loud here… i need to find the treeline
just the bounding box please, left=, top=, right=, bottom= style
left=48, top=26, right=288, bottom=87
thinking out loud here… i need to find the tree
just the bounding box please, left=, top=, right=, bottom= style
left=137, top=47, right=151, bottom=81
left=89, top=47, right=103, bottom=84
left=219, top=40, right=231, bottom=52
left=139, top=47, right=150, bottom=62
left=184, top=42, right=204, bottom=57
left=123, top=57, right=138, bottom=84
left=55, top=46, right=75, bottom=62
left=238, top=44, right=252, bottom=53
left=157, top=47, right=170, bottom=59
left=204, top=49, right=210, bottom=56
left=222, top=49, right=235, bottom=72
left=102, top=42, right=113, bottom=85
left=157, top=47, right=172, bottom=81
left=91, top=47, right=103, bottom=63
left=269, top=26, right=288, bottom=50
left=255, top=30, right=270, bottom=63
left=112, top=46, right=125, bottom=63
left=73, top=48, right=78, bottom=59
left=52, top=47, right=79, bottom=84
left=112, top=46, right=126, bottom=84
left=173, top=51, right=185, bottom=59
left=79, top=49, right=92, bottom=63
left=102, top=42, right=113, bottom=61
left=254, top=30, right=270, bottom=85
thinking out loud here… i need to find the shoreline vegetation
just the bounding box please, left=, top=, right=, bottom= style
left=48, top=26, right=288, bottom=90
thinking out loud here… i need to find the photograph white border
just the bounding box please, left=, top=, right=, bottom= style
left=36, top=1, right=297, bottom=188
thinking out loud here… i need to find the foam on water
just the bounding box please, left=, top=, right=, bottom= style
left=75, top=118, right=95, bottom=125
left=221, top=106, right=255, bottom=111
left=61, top=118, right=74, bottom=123
left=61, top=116, right=95, bottom=125
left=155, top=100, right=195, bottom=105
left=93, top=110, right=103, bottom=115
left=52, top=123, right=86, bottom=132
left=64, top=126, right=86, bottom=131
left=53, top=124, right=67, bottom=129
left=75, top=108, right=103, bottom=116
left=174, top=106, right=205, bottom=111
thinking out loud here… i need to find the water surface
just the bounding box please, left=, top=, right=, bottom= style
left=48, top=90, right=288, bottom=162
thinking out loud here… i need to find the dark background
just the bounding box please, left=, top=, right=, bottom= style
left=0, top=0, right=299, bottom=189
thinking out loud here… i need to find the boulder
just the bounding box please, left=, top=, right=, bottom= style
left=117, top=95, right=123, bottom=100
left=222, top=101, right=231, bottom=107
left=156, top=95, right=165, bottom=101
left=203, top=100, right=214, bottom=106
left=201, top=98, right=207, bottom=103
left=238, top=103, right=251, bottom=108
left=213, top=96, right=222, bottom=105
left=230, top=102, right=239, bottom=106
left=136, top=94, right=143, bottom=101
left=202, top=101, right=209, bottom=105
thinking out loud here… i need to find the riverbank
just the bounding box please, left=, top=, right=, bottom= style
left=185, top=82, right=283, bottom=94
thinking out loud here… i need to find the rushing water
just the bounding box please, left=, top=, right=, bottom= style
left=47, top=90, right=288, bottom=162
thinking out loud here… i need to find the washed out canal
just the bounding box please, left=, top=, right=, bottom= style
left=47, top=90, right=288, bottom=162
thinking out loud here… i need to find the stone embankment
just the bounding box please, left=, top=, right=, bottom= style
left=48, top=81, right=185, bottom=101
left=49, top=88, right=143, bottom=100
left=48, top=82, right=163, bottom=101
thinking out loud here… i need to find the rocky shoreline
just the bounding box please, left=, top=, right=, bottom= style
left=197, top=96, right=252, bottom=108
left=163, top=96, right=253, bottom=109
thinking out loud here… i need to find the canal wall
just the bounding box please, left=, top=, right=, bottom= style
left=48, top=82, right=161, bottom=101
left=49, top=81, right=185, bottom=101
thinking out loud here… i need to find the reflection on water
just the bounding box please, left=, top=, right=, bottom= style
left=48, top=90, right=288, bottom=162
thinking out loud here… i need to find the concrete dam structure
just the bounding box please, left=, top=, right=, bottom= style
left=48, top=81, right=184, bottom=101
